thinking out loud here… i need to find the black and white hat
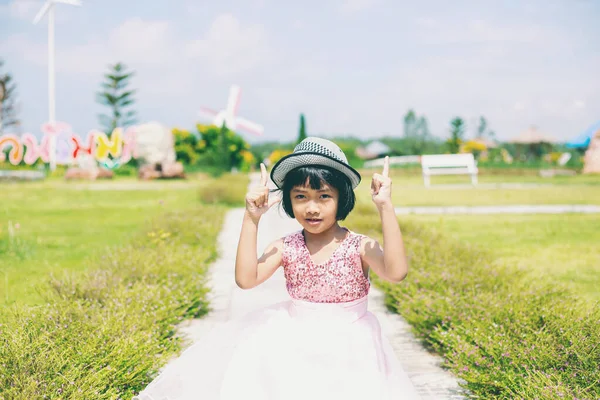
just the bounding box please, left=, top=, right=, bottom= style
left=270, top=137, right=361, bottom=189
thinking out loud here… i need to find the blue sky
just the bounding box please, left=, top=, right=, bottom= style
left=1, top=0, right=598, bottom=144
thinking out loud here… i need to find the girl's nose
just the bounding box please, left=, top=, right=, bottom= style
left=306, top=200, right=319, bottom=214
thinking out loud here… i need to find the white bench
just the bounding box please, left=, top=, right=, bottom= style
left=421, top=154, right=478, bottom=186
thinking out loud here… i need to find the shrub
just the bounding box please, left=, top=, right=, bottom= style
left=0, top=206, right=227, bottom=399
left=347, top=201, right=600, bottom=399
left=198, top=173, right=248, bottom=207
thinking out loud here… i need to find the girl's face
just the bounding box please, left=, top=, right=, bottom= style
left=290, top=179, right=339, bottom=233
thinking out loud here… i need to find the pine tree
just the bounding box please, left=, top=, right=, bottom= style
left=0, top=59, right=20, bottom=132
left=448, top=117, right=465, bottom=153
left=297, top=113, right=307, bottom=144
left=96, top=62, right=137, bottom=135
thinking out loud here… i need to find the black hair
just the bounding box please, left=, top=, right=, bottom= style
left=275, top=166, right=356, bottom=221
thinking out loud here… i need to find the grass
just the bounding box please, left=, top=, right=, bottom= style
left=347, top=198, right=600, bottom=399
left=349, top=171, right=600, bottom=398
left=0, top=171, right=248, bottom=305
left=355, top=171, right=600, bottom=301
left=0, top=207, right=226, bottom=399
left=399, top=214, right=600, bottom=302
left=0, top=172, right=249, bottom=399
left=0, top=180, right=200, bottom=304
left=359, top=166, right=600, bottom=185
left=356, top=169, right=600, bottom=207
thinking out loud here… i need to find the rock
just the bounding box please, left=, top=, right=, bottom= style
left=138, top=162, right=185, bottom=180
left=64, top=154, right=114, bottom=180
left=65, top=167, right=98, bottom=180
left=64, top=167, right=113, bottom=181
left=138, top=164, right=162, bottom=181
left=583, top=129, right=600, bottom=174
left=161, top=162, right=185, bottom=178
left=97, top=168, right=114, bottom=179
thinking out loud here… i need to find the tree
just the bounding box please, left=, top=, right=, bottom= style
left=476, top=116, right=496, bottom=139
left=0, top=59, right=20, bottom=132
left=403, top=109, right=417, bottom=138
left=297, top=113, right=307, bottom=144
left=447, top=117, right=465, bottom=153
left=416, top=116, right=431, bottom=138
left=96, top=62, right=137, bottom=135
left=476, top=116, right=487, bottom=138
left=401, top=110, right=433, bottom=155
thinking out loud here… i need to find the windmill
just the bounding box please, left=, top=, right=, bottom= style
left=199, top=85, right=264, bottom=136
left=33, top=0, right=82, bottom=170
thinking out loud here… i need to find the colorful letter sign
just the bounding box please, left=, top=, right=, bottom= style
left=0, top=122, right=137, bottom=168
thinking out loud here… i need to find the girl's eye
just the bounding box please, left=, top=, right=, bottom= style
left=321, top=194, right=331, bottom=199
left=295, top=195, right=305, bottom=199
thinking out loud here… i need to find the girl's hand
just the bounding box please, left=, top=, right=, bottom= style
left=245, top=163, right=281, bottom=223
left=371, top=156, right=393, bottom=209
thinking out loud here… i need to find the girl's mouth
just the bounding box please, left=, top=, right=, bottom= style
left=306, top=218, right=322, bottom=225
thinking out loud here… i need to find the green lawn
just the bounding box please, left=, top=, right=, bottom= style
left=389, top=184, right=600, bottom=206
left=354, top=172, right=600, bottom=302
left=0, top=179, right=202, bottom=305
left=357, top=169, right=600, bottom=206
left=401, top=214, right=600, bottom=302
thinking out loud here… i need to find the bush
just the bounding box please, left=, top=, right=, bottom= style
left=347, top=201, right=600, bottom=400
left=198, top=173, right=248, bottom=207
left=0, top=206, right=227, bottom=399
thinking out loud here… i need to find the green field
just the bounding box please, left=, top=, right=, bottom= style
left=354, top=172, right=600, bottom=302
left=401, top=214, right=600, bottom=302
left=0, top=179, right=202, bottom=304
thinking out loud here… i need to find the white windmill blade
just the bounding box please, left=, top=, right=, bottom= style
left=55, top=0, right=82, bottom=5
left=33, top=0, right=53, bottom=24
left=225, top=85, right=241, bottom=119
left=235, top=117, right=264, bottom=136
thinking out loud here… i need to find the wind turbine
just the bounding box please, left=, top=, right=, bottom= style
left=199, top=85, right=264, bottom=136
left=33, top=0, right=81, bottom=171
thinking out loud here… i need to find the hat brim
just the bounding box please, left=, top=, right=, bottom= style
left=270, top=152, right=361, bottom=189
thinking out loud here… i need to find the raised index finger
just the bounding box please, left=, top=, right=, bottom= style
left=382, top=156, right=390, bottom=178
left=260, top=163, right=268, bottom=186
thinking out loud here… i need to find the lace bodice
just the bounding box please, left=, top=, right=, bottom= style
left=282, top=229, right=370, bottom=303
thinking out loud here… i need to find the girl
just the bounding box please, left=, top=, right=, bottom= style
left=134, top=137, right=421, bottom=400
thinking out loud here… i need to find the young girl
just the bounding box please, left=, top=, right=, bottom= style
left=134, top=137, right=421, bottom=400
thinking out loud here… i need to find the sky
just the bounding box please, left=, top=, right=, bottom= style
left=0, top=0, right=599, bottom=145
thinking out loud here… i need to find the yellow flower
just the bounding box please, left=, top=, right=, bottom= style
left=268, top=149, right=292, bottom=165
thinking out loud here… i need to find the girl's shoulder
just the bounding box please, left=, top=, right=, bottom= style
left=349, top=232, right=380, bottom=256
left=282, top=230, right=304, bottom=245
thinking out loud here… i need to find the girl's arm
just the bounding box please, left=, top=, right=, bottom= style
left=362, top=156, right=408, bottom=283
left=360, top=206, right=408, bottom=283
left=235, top=211, right=283, bottom=289
left=235, top=163, right=282, bottom=289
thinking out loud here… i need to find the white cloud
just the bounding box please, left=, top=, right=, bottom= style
left=185, top=14, right=271, bottom=77
left=338, top=0, right=379, bottom=14
left=1, top=0, right=79, bottom=23
left=292, top=19, right=305, bottom=30
left=416, top=18, right=568, bottom=49
left=514, top=102, right=526, bottom=111
left=1, top=0, right=40, bottom=21
left=415, top=17, right=436, bottom=29
left=3, top=13, right=271, bottom=79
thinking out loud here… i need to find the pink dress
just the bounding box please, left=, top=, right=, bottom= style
left=133, top=229, right=421, bottom=400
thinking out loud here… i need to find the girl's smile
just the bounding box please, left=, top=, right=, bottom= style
left=306, top=218, right=322, bottom=226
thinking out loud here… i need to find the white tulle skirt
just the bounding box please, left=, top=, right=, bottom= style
left=133, top=295, right=421, bottom=400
